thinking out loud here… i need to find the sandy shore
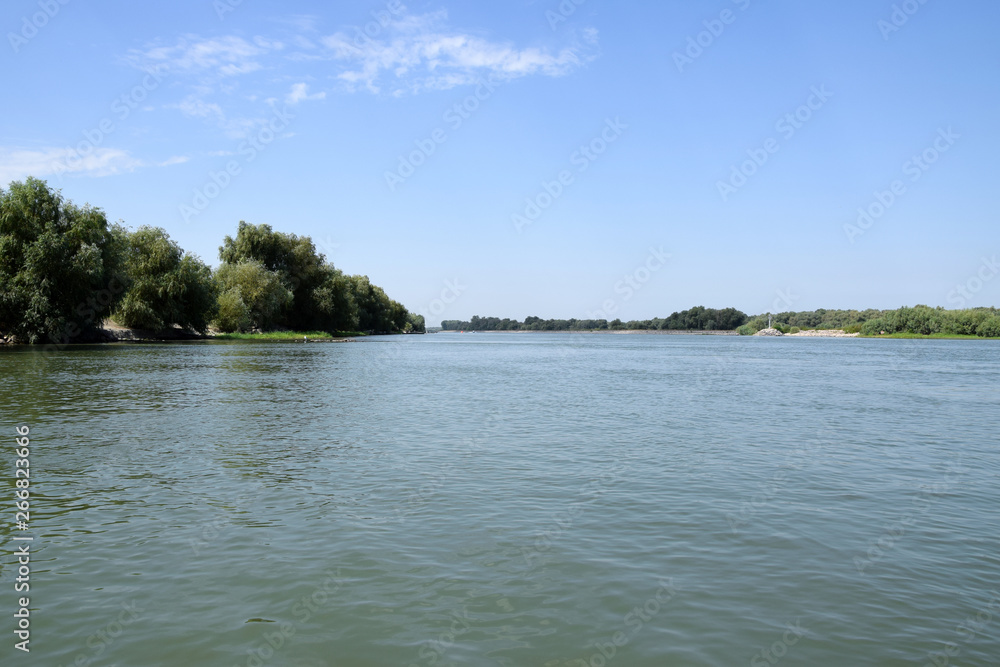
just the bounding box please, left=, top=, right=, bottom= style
left=785, top=329, right=860, bottom=338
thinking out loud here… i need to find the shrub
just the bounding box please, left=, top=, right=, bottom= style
left=976, top=317, right=1000, bottom=338
left=843, top=323, right=863, bottom=334
left=215, top=290, right=251, bottom=333
left=860, top=319, right=888, bottom=336
left=789, top=327, right=800, bottom=334
left=736, top=324, right=757, bottom=336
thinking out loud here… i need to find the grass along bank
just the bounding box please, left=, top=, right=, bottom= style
left=212, top=330, right=362, bottom=340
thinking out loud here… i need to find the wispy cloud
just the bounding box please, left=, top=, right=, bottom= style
left=128, top=35, right=273, bottom=77
left=117, top=10, right=596, bottom=146
left=321, top=10, right=597, bottom=94
left=286, top=82, right=325, bottom=105
left=0, top=147, right=142, bottom=184
left=158, top=156, right=189, bottom=167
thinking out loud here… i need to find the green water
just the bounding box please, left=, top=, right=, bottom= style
left=1, top=334, right=998, bottom=666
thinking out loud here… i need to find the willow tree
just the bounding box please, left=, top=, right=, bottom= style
left=0, top=178, right=124, bottom=343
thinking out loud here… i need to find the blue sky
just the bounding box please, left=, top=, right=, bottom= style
left=2, top=0, right=998, bottom=323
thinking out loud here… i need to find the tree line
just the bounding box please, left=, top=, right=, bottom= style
left=738, top=306, right=1000, bottom=337
left=0, top=178, right=423, bottom=344
left=443, top=305, right=1000, bottom=338
left=441, top=307, right=749, bottom=332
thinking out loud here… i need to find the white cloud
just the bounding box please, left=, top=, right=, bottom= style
left=0, top=147, right=142, bottom=184
left=158, top=156, right=189, bottom=167
left=129, top=35, right=269, bottom=77
left=285, top=82, right=326, bottom=105
left=320, top=10, right=596, bottom=94
left=175, top=96, right=226, bottom=121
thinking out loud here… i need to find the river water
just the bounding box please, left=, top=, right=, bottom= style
left=1, top=333, right=998, bottom=666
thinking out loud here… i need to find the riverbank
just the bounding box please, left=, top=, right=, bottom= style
left=438, top=329, right=739, bottom=335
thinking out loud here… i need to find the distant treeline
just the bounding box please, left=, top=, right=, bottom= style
left=741, top=305, right=1000, bottom=337
left=443, top=305, right=1000, bottom=338
left=0, top=178, right=424, bottom=344
left=442, top=307, right=749, bottom=331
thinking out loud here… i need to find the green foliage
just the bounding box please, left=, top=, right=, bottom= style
left=736, top=324, right=757, bottom=336
left=774, top=322, right=791, bottom=334
left=112, top=226, right=217, bottom=332
left=441, top=306, right=748, bottom=332
left=860, top=318, right=888, bottom=336
left=0, top=178, right=124, bottom=343
left=217, top=221, right=414, bottom=334
left=220, top=221, right=330, bottom=330
left=406, top=313, right=426, bottom=333
left=789, top=326, right=800, bottom=334
left=214, top=260, right=293, bottom=332
left=215, top=289, right=251, bottom=333
left=659, top=306, right=748, bottom=330
left=976, top=317, right=1000, bottom=338
left=310, top=269, right=358, bottom=333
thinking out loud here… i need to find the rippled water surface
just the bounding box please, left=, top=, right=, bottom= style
left=1, top=333, right=999, bottom=666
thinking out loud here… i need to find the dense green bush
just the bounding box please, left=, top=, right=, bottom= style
left=736, top=324, right=757, bottom=336
left=215, top=289, right=252, bottom=333
left=976, top=317, right=1000, bottom=338
left=860, top=318, right=887, bottom=336
left=789, top=326, right=801, bottom=334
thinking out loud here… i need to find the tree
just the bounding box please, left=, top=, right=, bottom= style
left=406, top=313, right=426, bottom=333
left=311, top=269, right=358, bottom=332
left=0, top=178, right=124, bottom=343
left=219, top=221, right=329, bottom=330
left=112, top=226, right=217, bottom=332
left=213, top=260, right=292, bottom=332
